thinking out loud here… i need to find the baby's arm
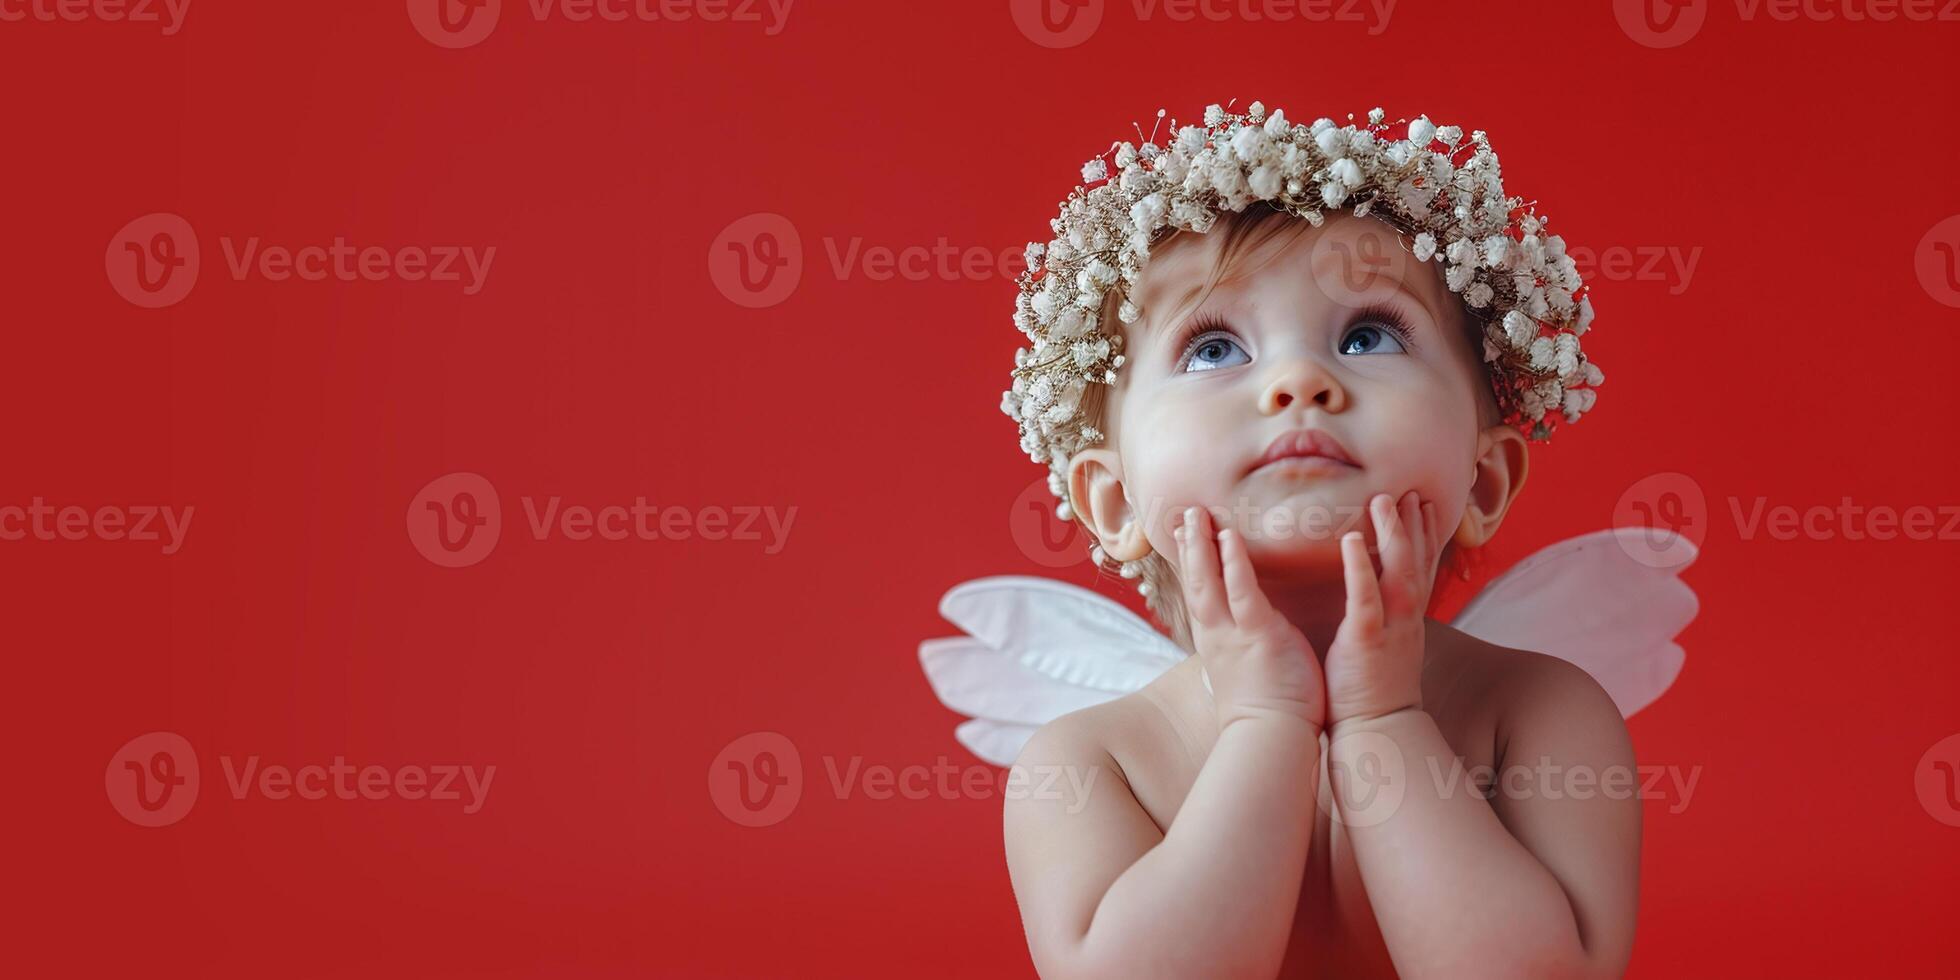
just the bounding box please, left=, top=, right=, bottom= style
left=1327, top=655, right=1640, bottom=979
left=1005, top=515, right=1332, bottom=979
left=1003, top=707, right=1321, bottom=980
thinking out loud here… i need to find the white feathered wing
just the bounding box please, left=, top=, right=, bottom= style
left=919, top=527, right=1698, bottom=766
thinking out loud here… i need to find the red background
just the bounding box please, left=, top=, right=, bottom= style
left=6, top=1, right=1959, bottom=976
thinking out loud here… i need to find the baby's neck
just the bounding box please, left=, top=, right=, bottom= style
left=1256, top=574, right=1350, bottom=659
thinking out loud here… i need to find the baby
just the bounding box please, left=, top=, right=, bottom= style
left=995, top=106, right=1636, bottom=979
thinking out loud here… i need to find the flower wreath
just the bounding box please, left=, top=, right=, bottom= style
left=1000, top=101, right=1605, bottom=528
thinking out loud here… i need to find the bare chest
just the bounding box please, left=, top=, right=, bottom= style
left=1119, top=698, right=1498, bottom=978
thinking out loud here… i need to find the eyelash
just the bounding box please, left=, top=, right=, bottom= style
left=1172, top=304, right=1418, bottom=365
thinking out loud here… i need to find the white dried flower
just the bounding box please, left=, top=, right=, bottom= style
left=1412, top=231, right=1438, bottom=262
left=1504, top=310, right=1537, bottom=349
left=1229, top=125, right=1263, bottom=163
left=1315, top=126, right=1347, bottom=158
left=1529, top=336, right=1556, bottom=372
left=1082, top=158, right=1108, bottom=184
left=1481, top=234, right=1511, bottom=269
left=1248, top=165, right=1281, bottom=199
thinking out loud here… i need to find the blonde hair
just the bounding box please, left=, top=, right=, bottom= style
left=1070, top=205, right=1498, bottom=651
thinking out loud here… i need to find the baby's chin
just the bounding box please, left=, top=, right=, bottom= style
left=1200, top=488, right=1373, bottom=574
left=1231, top=528, right=1349, bottom=579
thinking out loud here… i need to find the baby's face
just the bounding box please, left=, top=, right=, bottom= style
left=1104, top=211, right=1492, bottom=575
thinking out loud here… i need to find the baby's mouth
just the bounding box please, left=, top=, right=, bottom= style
left=1244, top=427, right=1362, bottom=478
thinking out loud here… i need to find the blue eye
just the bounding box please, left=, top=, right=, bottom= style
left=1181, top=330, right=1251, bottom=373
left=1339, top=307, right=1415, bottom=356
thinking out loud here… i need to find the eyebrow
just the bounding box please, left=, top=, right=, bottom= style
left=1141, top=265, right=1439, bottom=338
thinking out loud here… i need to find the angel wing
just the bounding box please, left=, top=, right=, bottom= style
left=916, top=576, right=1186, bottom=766
left=920, top=528, right=1699, bottom=765
left=1451, top=526, right=1698, bottom=717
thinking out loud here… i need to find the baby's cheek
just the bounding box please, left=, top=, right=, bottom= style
left=1124, top=416, right=1235, bottom=539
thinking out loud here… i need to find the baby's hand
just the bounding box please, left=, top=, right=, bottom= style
left=1175, top=506, right=1326, bottom=733
left=1324, top=491, right=1439, bottom=729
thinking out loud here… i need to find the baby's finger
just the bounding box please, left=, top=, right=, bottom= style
left=1421, top=501, right=1441, bottom=572
left=1179, top=506, right=1233, bottom=632
left=1371, top=493, right=1414, bottom=619
left=1402, top=492, right=1426, bottom=578
left=1340, top=530, right=1384, bottom=644
left=1216, top=527, right=1275, bottom=628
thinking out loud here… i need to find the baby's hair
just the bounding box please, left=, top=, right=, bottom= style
left=1070, top=204, right=1499, bottom=652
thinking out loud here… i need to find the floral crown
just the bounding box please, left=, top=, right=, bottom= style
left=1000, top=100, right=1604, bottom=531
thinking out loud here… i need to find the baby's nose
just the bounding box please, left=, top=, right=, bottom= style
left=1260, top=355, right=1348, bottom=414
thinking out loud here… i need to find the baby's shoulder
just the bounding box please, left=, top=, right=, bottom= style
left=1011, top=684, right=1167, bottom=776
left=1429, top=625, right=1630, bottom=755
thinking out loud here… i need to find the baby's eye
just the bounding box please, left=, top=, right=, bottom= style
left=1339, top=322, right=1409, bottom=356
left=1181, top=331, right=1251, bottom=373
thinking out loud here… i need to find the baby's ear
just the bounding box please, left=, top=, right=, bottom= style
left=1067, top=447, right=1151, bottom=562
left=1455, top=424, right=1530, bottom=549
